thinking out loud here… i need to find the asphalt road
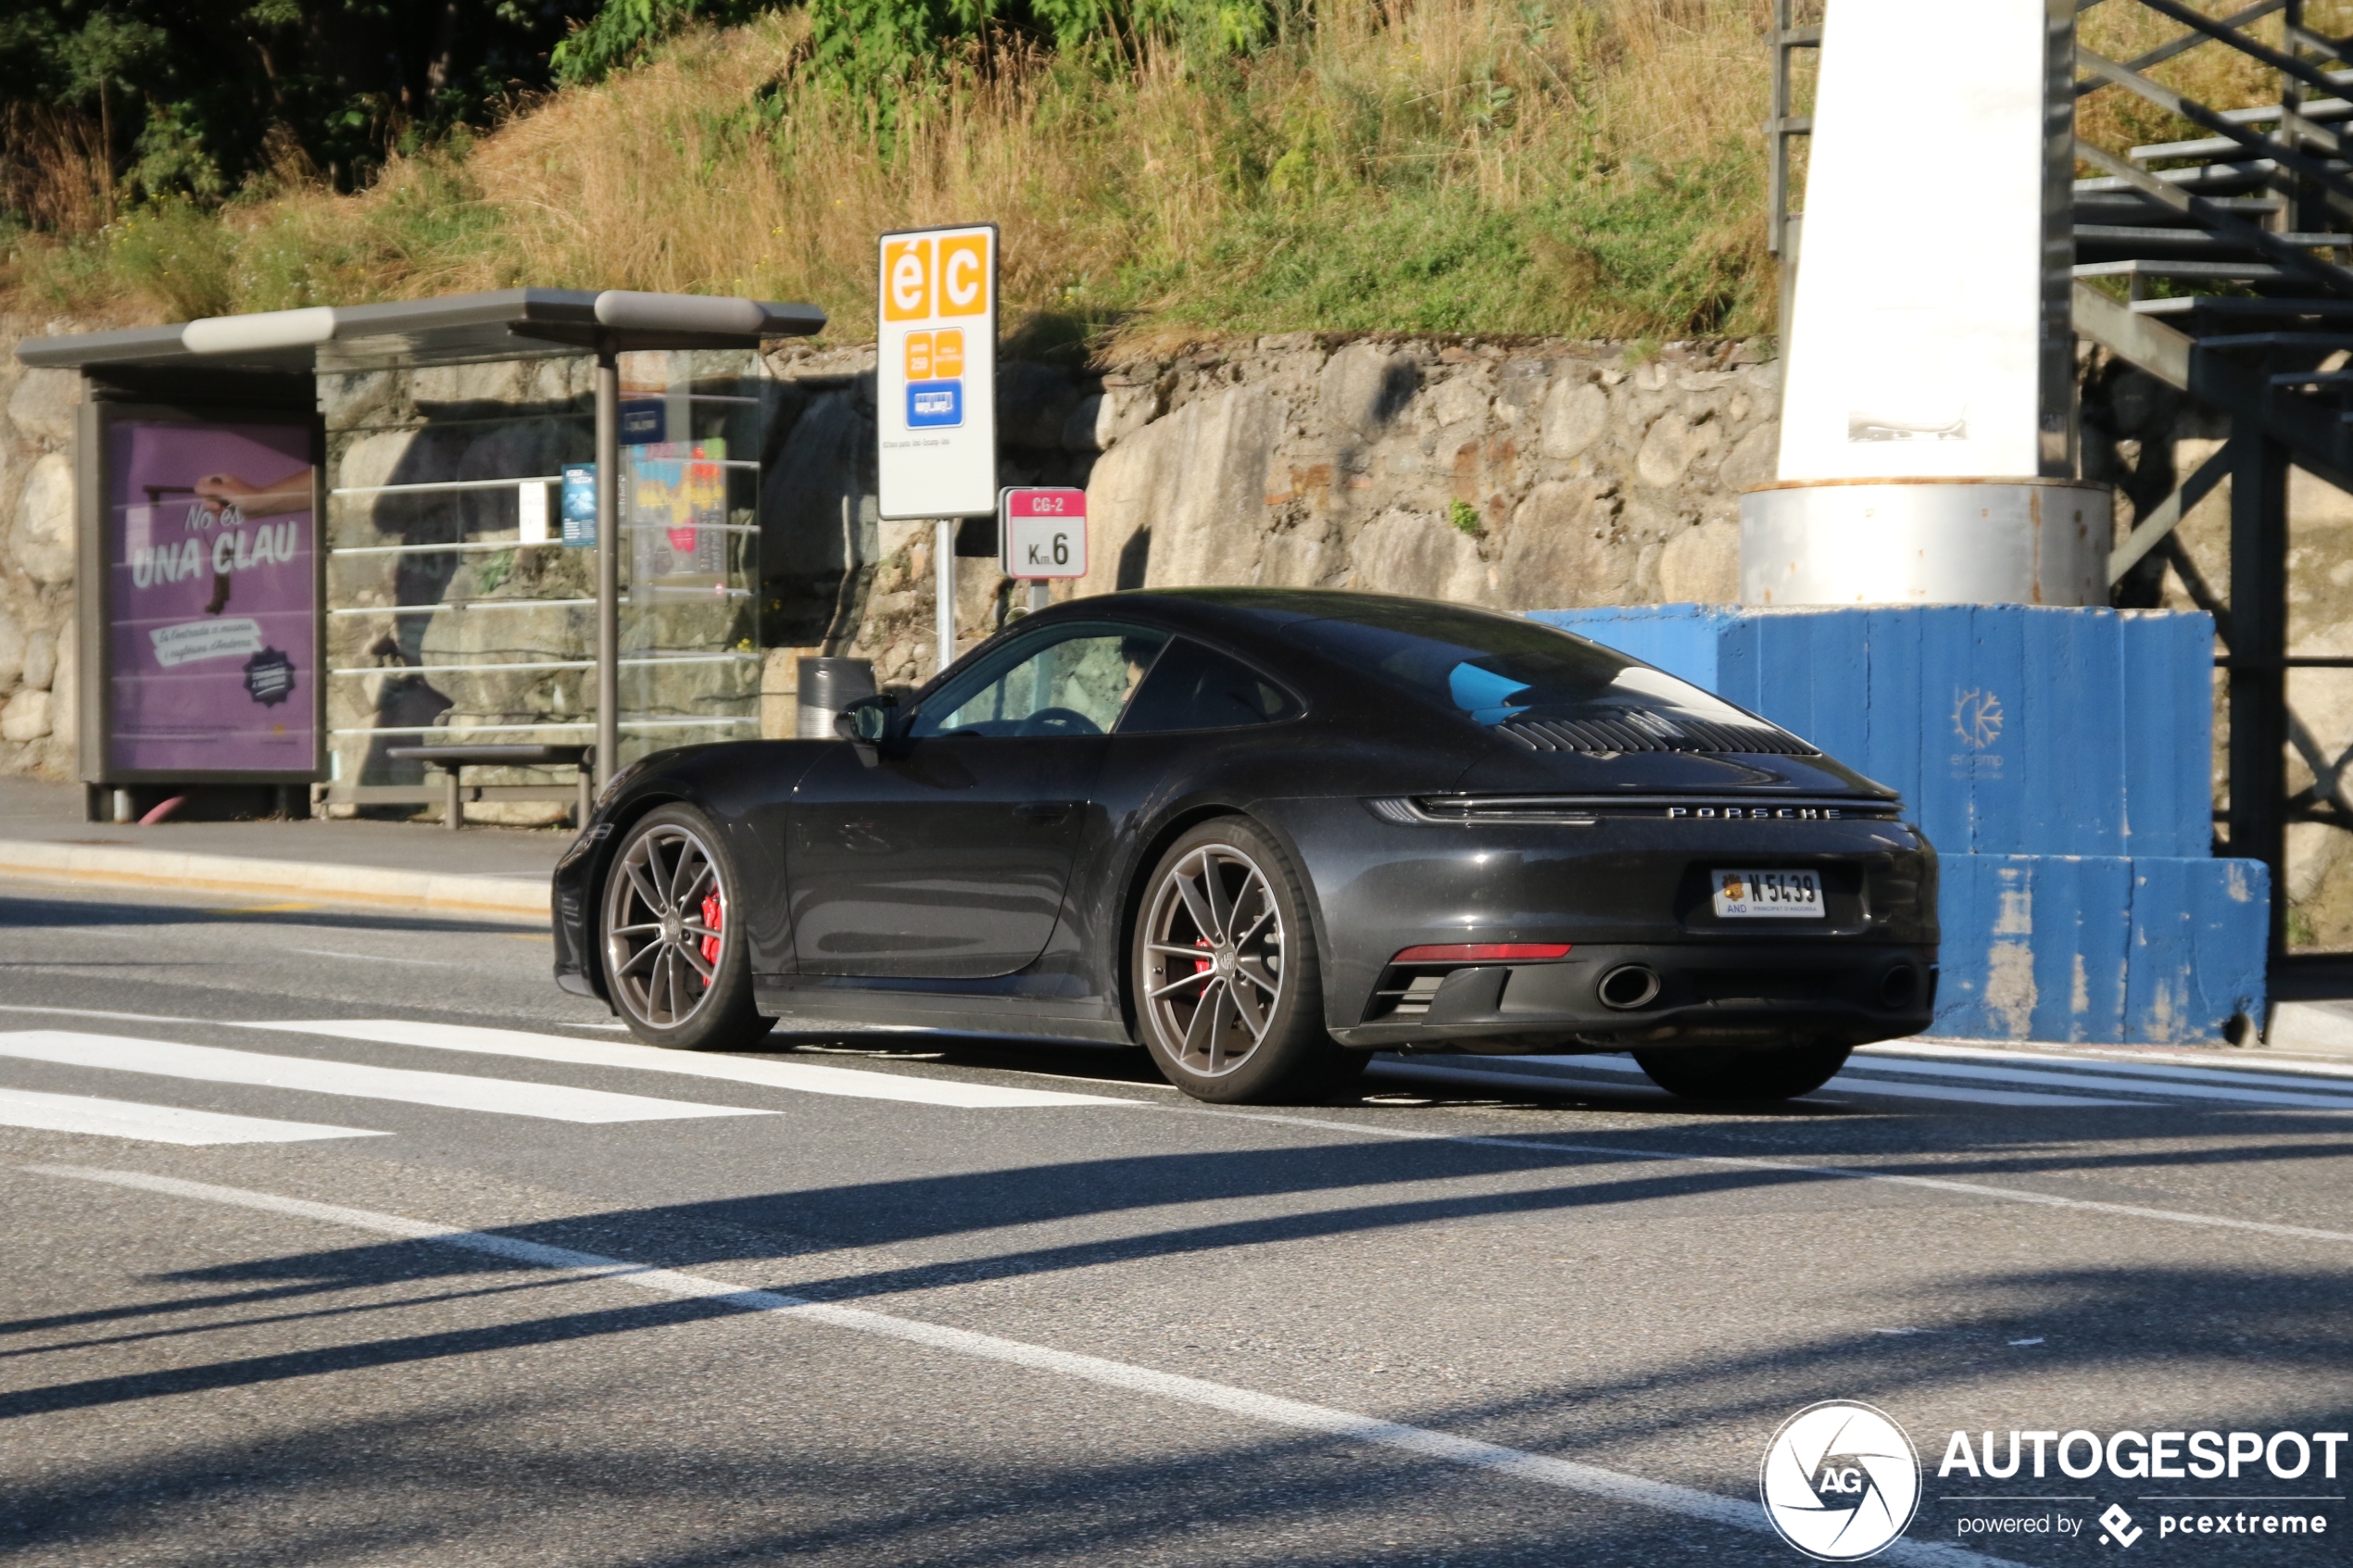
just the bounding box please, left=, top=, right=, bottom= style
left=0, top=875, right=2347, bottom=1567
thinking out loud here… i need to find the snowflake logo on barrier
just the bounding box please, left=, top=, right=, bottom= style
left=1952, top=687, right=2004, bottom=752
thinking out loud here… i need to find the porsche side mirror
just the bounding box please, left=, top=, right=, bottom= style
left=835, top=693, right=900, bottom=766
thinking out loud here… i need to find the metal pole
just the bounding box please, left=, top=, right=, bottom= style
left=935, top=517, right=956, bottom=676
left=2226, top=429, right=2288, bottom=960
left=596, top=339, right=621, bottom=790
left=1028, top=581, right=1050, bottom=615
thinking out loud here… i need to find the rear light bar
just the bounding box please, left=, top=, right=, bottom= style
left=1390, top=943, right=1572, bottom=963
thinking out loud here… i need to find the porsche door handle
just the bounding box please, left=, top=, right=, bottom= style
left=1012, top=801, right=1076, bottom=824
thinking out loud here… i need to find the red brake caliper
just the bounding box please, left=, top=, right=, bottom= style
left=699, top=892, right=723, bottom=967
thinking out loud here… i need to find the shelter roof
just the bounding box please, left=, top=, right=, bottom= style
left=16, top=288, right=826, bottom=376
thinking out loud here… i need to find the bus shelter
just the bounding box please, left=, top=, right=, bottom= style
left=19, top=289, right=824, bottom=821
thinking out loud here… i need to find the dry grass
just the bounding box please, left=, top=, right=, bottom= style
left=8, top=1, right=2330, bottom=347
left=2, top=3, right=1790, bottom=345
left=2076, top=1, right=2353, bottom=157
left=0, top=107, right=111, bottom=236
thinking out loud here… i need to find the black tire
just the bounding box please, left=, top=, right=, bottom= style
left=1132, top=818, right=1362, bottom=1104
left=599, top=804, right=774, bottom=1052
left=1632, top=1042, right=1853, bottom=1101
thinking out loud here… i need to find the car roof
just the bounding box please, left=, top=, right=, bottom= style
left=1036, top=586, right=1543, bottom=647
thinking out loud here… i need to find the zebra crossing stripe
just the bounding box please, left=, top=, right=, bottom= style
left=242, top=1020, right=1132, bottom=1109
left=0, top=1087, right=384, bottom=1146
left=0, top=1032, right=774, bottom=1124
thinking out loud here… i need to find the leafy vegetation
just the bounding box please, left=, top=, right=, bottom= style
left=4, top=1, right=1783, bottom=349
left=0, top=1, right=597, bottom=212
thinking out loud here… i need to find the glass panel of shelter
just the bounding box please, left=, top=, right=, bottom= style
left=321, top=348, right=763, bottom=820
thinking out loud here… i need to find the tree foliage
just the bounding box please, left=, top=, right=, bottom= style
left=808, top=0, right=1274, bottom=100
left=0, top=0, right=1290, bottom=226
left=550, top=0, right=772, bottom=84
left=0, top=1, right=595, bottom=217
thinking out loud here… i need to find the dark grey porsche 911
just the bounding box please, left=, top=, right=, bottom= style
left=551, top=589, right=1938, bottom=1104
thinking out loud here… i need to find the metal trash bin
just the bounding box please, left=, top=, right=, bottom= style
left=798, top=658, right=876, bottom=740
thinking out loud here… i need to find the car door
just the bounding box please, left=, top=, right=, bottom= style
left=788, top=621, right=1169, bottom=978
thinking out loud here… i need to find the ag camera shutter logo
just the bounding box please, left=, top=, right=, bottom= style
left=1760, top=1401, right=1922, bottom=1561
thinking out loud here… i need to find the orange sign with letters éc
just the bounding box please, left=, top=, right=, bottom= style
left=877, top=223, right=998, bottom=521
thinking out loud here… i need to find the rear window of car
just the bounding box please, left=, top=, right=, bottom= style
left=1279, top=601, right=1758, bottom=727
left=1118, top=638, right=1301, bottom=734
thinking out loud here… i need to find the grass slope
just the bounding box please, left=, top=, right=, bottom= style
left=3, top=1, right=1783, bottom=349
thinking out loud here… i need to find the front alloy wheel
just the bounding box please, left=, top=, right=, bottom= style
left=600, top=805, right=770, bottom=1050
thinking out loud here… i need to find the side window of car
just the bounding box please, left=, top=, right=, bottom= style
left=1116, top=638, right=1302, bottom=734
left=911, top=626, right=1172, bottom=739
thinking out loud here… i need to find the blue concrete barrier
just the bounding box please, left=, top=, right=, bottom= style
left=1933, top=854, right=2265, bottom=1043
left=1535, top=604, right=2264, bottom=1045
left=1531, top=604, right=2213, bottom=859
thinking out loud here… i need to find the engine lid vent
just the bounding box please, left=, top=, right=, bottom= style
left=1497, top=710, right=1818, bottom=757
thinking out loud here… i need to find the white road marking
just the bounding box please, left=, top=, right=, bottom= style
left=0, top=1088, right=384, bottom=1146
left=1176, top=1110, right=2353, bottom=1246
left=242, top=1020, right=1134, bottom=1109
left=1837, top=1054, right=2353, bottom=1110
left=1816, top=1077, right=2143, bottom=1109
left=0, top=1032, right=774, bottom=1124
left=1435, top=1047, right=2353, bottom=1109
left=0, top=1003, right=198, bottom=1024
left=20, top=1163, right=2019, bottom=1568
left=1868, top=1040, right=2353, bottom=1095
left=290, top=947, right=459, bottom=968
left=1908, top=1035, right=2353, bottom=1082
left=1379, top=1057, right=2141, bottom=1109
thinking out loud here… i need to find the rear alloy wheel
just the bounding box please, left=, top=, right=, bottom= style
left=1632, top=1042, right=1853, bottom=1101
left=1133, top=819, right=1364, bottom=1104
left=600, top=805, right=772, bottom=1052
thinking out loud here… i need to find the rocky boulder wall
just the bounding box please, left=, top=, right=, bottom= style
left=0, top=320, right=84, bottom=781
left=819, top=336, right=1781, bottom=687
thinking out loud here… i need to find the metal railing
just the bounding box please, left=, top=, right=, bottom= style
left=2068, top=0, right=2353, bottom=963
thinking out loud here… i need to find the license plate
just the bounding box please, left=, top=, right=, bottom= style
left=1711, top=869, right=1824, bottom=919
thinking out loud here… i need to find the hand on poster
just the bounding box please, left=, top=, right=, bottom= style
left=194, top=465, right=315, bottom=519
left=107, top=419, right=319, bottom=775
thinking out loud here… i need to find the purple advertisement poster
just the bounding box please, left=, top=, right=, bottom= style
left=105, top=418, right=318, bottom=775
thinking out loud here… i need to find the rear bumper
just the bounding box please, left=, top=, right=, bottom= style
left=1329, top=940, right=1937, bottom=1052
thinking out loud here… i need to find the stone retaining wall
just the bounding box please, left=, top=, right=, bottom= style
left=755, top=333, right=1780, bottom=700
left=0, top=316, right=82, bottom=781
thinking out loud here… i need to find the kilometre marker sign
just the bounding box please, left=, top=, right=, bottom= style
left=999, top=487, right=1088, bottom=580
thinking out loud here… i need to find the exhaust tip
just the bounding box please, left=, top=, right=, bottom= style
left=1596, top=964, right=1661, bottom=1010
left=1879, top=963, right=1919, bottom=1009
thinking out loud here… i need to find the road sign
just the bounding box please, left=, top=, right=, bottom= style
left=1000, top=487, right=1088, bottom=579
left=877, top=224, right=998, bottom=521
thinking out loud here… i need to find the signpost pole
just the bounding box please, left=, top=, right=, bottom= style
left=594, top=337, right=620, bottom=790
left=934, top=518, right=956, bottom=675
left=876, top=224, right=1000, bottom=672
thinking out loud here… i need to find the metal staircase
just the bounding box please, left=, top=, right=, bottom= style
left=1773, top=0, right=2353, bottom=974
